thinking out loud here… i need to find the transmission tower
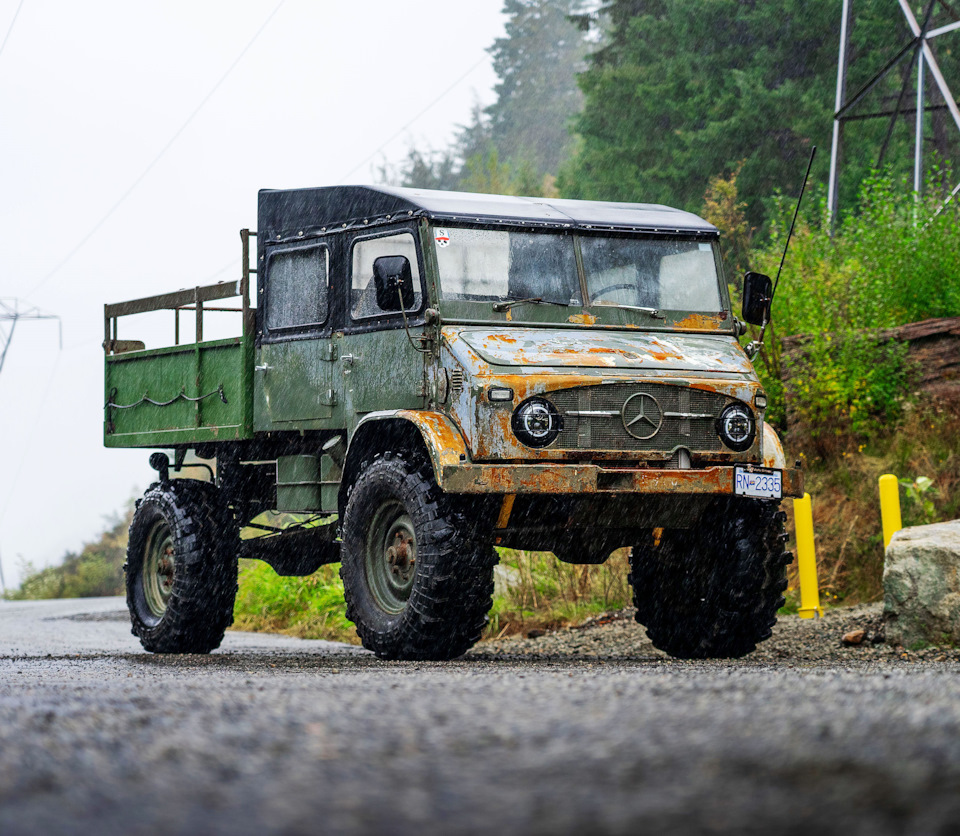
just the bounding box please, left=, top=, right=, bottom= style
left=827, top=0, right=960, bottom=220
left=0, top=299, right=62, bottom=376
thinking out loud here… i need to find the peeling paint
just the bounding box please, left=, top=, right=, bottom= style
left=454, top=327, right=754, bottom=375
left=568, top=312, right=598, bottom=325
left=674, top=313, right=724, bottom=331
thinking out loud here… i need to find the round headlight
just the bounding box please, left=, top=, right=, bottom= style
left=716, top=403, right=756, bottom=451
left=511, top=397, right=562, bottom=448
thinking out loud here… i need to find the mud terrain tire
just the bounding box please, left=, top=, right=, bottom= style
left=125, top=479, right=237, bottom=654
left=340, top=454, right=497, bottom=660
left=629, top=498, right=791, bottom=659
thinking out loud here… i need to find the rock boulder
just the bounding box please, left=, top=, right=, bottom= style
left=884, top=520, right=960, bottom=648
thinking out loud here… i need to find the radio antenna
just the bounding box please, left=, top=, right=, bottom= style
left=771, top=146, right=817, bottom=307
left=745, top=146, right=816, bottom=358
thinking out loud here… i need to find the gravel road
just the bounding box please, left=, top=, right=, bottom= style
left=2, top=597, right=960, bottom=836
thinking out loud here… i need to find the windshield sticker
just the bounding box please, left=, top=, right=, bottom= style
left=435, top=228, right=451, bottom=248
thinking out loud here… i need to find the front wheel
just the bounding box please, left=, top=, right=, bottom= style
left=340, top=454, right=497, bottom=660
left=125, top=480, right=237, bottom=653
left=629, top=498, right=792, bottom=659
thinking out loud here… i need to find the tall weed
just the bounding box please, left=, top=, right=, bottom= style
left=485, top=548, right=632, bottom=638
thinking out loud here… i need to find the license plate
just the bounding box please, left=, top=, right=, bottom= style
left=734, top=466, right=782, bottom=499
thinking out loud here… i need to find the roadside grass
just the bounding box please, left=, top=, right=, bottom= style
left=231, top=546, right=633, bottom=644
left=232, top=559, right=358, bottom=644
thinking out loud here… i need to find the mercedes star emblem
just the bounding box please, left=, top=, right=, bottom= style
left=621, top=392, right=663, bottom=440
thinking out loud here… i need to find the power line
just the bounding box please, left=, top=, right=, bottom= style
left=0, top=0, right=24, bottom=64
left=337, top=54, right=489, bottom=184
left=23, top=0, right=286, bottom=300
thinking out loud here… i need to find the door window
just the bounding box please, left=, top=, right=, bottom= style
left=351, top=232, right=422, bottom=320
left=265, top=246, right=329, bottom=331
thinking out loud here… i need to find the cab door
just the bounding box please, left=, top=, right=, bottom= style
left=335, top=228, right=428, bottom=430
left=253, top=242, right=338, bottom=430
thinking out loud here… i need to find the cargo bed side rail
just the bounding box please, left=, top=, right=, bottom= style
left=103, top=229, right=257, bottom=353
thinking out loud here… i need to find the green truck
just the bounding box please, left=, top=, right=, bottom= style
left=104, top=186, right=802, bottom=660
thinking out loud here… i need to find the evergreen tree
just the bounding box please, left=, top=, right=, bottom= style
left=383, top=0, right=591, bottom=194
left=487, top=0, right=590, bottom=175
left=559, top=0, right=954, bottom=225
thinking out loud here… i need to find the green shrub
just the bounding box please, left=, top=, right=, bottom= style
left=741, top=172, right=959, bottom=441
left=6, top=509, right=131, bottom=600
left=785, top=331, right=916, bottom=456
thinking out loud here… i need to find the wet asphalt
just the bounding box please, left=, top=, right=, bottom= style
left=1, top=597, right=960, bottom=836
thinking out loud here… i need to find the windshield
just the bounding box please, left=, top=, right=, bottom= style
left=432, top=226, right=722, bottom=313
left=433, top=227, right=582, bottom=306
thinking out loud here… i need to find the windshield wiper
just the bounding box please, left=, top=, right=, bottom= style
left=492, top=297, right=569, bottom=312
left=592, top=301, right=665, bottom=319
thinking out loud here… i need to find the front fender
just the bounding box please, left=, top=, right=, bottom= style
left=762, top=421, right=787, bottom=470
left=349, top=409, right=470, bottom=488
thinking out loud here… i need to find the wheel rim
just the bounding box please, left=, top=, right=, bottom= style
left=143, top=520, right=175, bottom=618
left=365, top=499, right=417, bottom=615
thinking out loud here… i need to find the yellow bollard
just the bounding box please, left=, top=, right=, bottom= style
left=793, top=492, right=823, bottom=618
left=878, top=474, right=902, bottom=549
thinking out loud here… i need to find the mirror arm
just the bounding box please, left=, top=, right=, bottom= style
left=396, top=281, right=432, bottom=355
left=745, top=320, right=768, bottom=359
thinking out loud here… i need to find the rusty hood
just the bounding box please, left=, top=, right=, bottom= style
left=453, top=327, right=753, bottom=375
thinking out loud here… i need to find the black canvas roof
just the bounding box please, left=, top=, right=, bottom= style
left=257, top=185, right=717, bottom=243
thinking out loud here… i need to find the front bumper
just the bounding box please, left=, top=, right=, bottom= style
left=441, top=463, right=803, bottom=498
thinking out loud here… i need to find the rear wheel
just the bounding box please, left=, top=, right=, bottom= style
left=340, top=454, right=497, bottom=660
left=629, top=498, right=791, bottom=659
left=125, top=479, right=237, bottom=654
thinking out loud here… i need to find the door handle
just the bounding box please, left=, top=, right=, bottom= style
left=341, top=354, right=357, bottom=366
left=254, top=364, right=272, bottom=372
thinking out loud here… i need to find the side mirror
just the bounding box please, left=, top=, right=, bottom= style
left=742, top=271, right=773, bottom=326
left=373, top=255, right=415, bottom=312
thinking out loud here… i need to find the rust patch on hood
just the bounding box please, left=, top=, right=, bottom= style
left=674, top=313, right=723, bottom=331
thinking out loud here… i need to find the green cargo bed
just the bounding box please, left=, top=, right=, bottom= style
left=104, top=336, right=253, bottom=447
left=103, top=238, right=256, bottom=449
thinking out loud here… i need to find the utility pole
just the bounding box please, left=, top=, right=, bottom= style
left=0, top=300, right=61, bottom=598
left=0, top=299, right=62, bottom=376
left=827, top=0, right=960, bottom=223
left=827, top=0, right=853, bottom=227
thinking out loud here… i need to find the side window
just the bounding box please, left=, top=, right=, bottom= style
left=351, top=232, right=422, bottom=320
left=265, top=246, right=328, bottom=331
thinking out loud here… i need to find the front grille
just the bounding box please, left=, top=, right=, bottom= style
left=547, top=383, right=729, bottom=452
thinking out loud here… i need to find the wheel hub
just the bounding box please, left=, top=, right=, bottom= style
left=365, top=502, right=418, bottom=615
left=143, top=522, right=176, bottom=618
left=386, top=530, right=416, bottom=581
